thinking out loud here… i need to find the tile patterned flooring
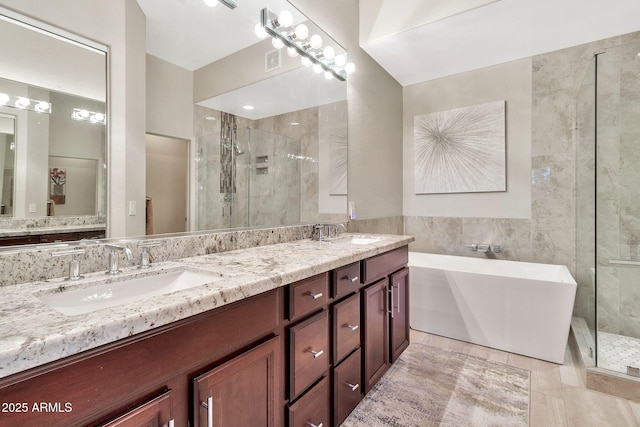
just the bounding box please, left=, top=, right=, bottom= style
left=410, top=329, right=640, bottom=426
left=598, top=332, right=640, bottom=374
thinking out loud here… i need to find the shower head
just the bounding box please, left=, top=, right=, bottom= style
left=234, top=144, right=245, bottom=156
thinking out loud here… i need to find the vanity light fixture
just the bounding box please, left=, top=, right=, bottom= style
left=0, top=92, right=52, bottom=114
left=71, top=108, right=106, bottom=125
left=259, top=8, right=355, bottom=81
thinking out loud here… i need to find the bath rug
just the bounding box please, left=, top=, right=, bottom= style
left=342, top=342, right=530, bottom=427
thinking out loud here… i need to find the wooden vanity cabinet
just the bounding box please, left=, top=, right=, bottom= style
left=0, top=288, right=281, bottom=427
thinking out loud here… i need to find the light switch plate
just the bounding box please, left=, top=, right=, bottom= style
left=128, top=200, right=136, bottom=216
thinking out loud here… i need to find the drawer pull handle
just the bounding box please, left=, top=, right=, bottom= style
left=343, top=275, right=359, bottom=283
left=306, top=291, right=323, bottom=300
left=345, top=382, right=360, bottom=392
left=201, top=397, right=213, bottom=427
left=308, top=349, right=324, bottom=358
left=306, top=423, right=323, bottom=427
left=344, top=324, right=359, bottom=332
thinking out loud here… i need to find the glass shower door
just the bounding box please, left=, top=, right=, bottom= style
left=594, top=40, right=640, bottom=374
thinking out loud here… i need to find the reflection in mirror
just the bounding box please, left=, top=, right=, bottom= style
left=140, top=0, right=348, bottom=234
left=0, top=114, right=15, bottom=216
left=0, top=9, right=107, bottom=246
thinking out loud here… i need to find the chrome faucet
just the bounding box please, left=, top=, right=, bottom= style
left=52, top=248, right=86, bottom=280
left=138, top=241, right=161, bottom=269
left=105, top=244, right=133, bottom=275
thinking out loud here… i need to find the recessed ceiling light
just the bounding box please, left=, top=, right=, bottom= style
left=290, top=122, right=300, bottom=126
left=243, top=105, right=255, bottom=110
left=205, top=116, right=216, bottom=121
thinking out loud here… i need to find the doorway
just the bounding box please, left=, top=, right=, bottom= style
left=145, top=134, right=188, bottom=235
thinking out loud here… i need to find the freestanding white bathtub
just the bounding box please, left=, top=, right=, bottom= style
left=409, top=252, right=577, bottom=364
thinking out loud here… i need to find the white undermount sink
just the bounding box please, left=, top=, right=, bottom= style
left=36, top=268, right=221, bottom=316
left=348, top=236, right=383, bottom=245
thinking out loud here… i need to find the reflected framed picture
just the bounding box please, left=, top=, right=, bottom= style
left=49, top=167, right=67, bottom=205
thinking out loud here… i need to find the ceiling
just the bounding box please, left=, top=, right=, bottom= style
left=137, top=0, right=640, bottom=105
left=360, top=0, right=640, bottom=86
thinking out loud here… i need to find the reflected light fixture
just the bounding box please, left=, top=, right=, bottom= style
left=203, top=0, right=237, bottom=9
left=72, top=108, right=106, bottom=125
left=259, top=8, right=354, bottom=81
left=0, top=92, right=52, bottom=114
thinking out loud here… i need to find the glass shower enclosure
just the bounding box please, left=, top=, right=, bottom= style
left=576, top=38, right=640, bottom=375
left=196, top=126, right=301, bottom=231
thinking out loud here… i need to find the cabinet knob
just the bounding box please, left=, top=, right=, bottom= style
left=306, top=291, right=323, bottom=300
left=344, top=324, right=359, bottom=332
left=345, top=382, right=360, bottom=392
left=308, top=349, right=324, bottom=358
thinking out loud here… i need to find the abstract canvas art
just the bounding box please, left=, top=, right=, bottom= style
left=329, top=127, right=348, bottom=195
left=414, top=101, right=506, bottom=194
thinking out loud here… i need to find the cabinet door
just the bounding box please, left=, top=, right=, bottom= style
left=362, top=279, right=389, bottom=393
left=390, top=267, right=410, bottom=362
left=100, top=390, right=172, bottom=427
left=194, top=336, right=280, bottom=427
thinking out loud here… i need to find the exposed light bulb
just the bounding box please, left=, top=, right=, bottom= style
left=203, top=0, right=218, bottom=7
left=309, top=34, right=322, bottom=49
left=254, top=23, right=267, bottom=39
left=92, top=112, right=105, bottom=123
left=0, top=93, right=9, bottom=106
left=15, top=97, right=30, bottom=109
left=287, top=47, right=298, bottom=58
left=322, top=46, right=335, bottom=60
left=294, top=24, right=308, bottom=40
left=301, top=56, right=312, bottom=67
left=334, top=54, right=347, bottom=67
left=35, top=101, right=50, bottom=112
left=271, top=37, right=284, bottom=49
left=313, top=63, right=323, bottom=74
left=78, top=109, right=90, bottom=118
left=278, top=10, right=293, bottom=27
left=324, top=71, right=334, bottom=80
left=345, top=62, right=356, bottom=74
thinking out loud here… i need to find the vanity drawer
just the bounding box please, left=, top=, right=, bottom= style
left=288, top=272, right=329, bottom=321
left=334, top=348, right=363, bottom=426
left=362, top=246, right=408, bottom=284
left=333, top=292, right=361, bottom=364
left=288, top=376, right=330, bottom=427
left=289, top=310, right=329, bottom=399
left=332, top=261, right=361, bottom=298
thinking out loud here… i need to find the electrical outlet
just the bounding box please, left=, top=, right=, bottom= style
left=129, top=201, right=136, bottom=216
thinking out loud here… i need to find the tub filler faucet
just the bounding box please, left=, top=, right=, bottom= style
left=466, top=243, right=502, bottom=256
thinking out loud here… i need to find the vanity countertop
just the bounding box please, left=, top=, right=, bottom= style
left=0, top=223, right=106, bottom=238
left=0, top=233, right=413, bottom=380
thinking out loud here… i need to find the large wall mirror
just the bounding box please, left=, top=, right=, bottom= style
left=140, top=0, right=348, bottom=236
left=0, top=9, right=107, bottom=245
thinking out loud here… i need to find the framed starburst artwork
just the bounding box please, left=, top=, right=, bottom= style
left=413, top=101, right=506, bottom=194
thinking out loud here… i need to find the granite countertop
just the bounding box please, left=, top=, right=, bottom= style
left=0, top=233, right=413, bottom=380
left=0, top=223, right=106, bottom=237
